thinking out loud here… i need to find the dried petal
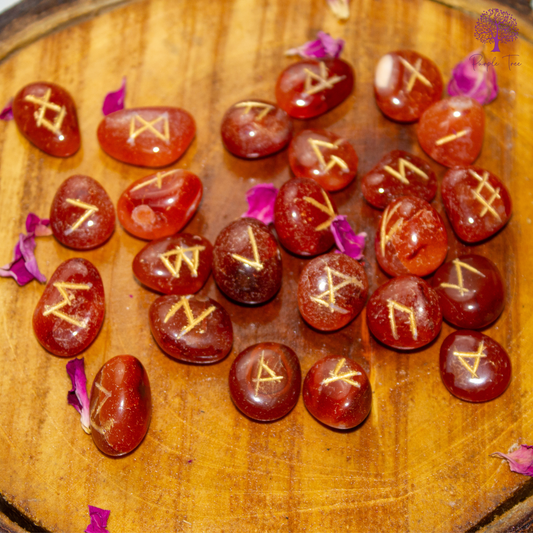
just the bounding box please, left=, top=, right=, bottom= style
left=285, top=31, right=344, bottom=59
left=86, top=505, right=110, bottom=533
left=492, top=445, right=533, bottom=476
left=102, top=77, right=126, bottom=116
left=326, top=0, right=349, bottom=20
left=26, top=213, right=52, bottom=236
left=0, top=98, right=13, bottom=120
left=330, top=215, right=366, bottom=260
left=242, top=184, right=278, bottom=225
left=66, top=358, right=91, bottom=434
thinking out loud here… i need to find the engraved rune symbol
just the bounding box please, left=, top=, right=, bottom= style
left=435, top=130, right=468, bottom=146
left=163, top=296, right=216, bottom=339
left=24, top=88, right=66, bottom=134
left=129, top=114, right=170, bottom=142
left=439, top=258, right=485, bottom=296
left=234, top=101, right=274, bottom=120
left=231, top=226, right=264, bottom=271
left=310, top=266, right=363, bottom=313
left=90, top=380, right=113, bottom=435
left=398, top=56, right=432, bottom=93
left=65, top=198, right=99, bottom=232
left=380, top=202, right=404, bottom=255
left=130, top=170, right=178, bottom=192
left=304, top=62, right=345, bottom=96
left=252, top=351, right=283, bottom=396
left=308, top=138, right=349, bottom=173
left=159, top=245, right=206, bottom=278
left=43, top=282, right=91, bottom=328
left=469, top=169, right=502, bottom=221
left=453, top=341, right=487, bottom=378
left=383, top=158, right=429, bottom=185
left=387, top=299, right=418, bottom=340
left=321, top=358, right=361, bottom=388
left=303, top=189, right=336, bottom=231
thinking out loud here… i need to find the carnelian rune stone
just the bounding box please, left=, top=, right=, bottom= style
left=298, top=253, right=368, bottom=331
left=13, top=82, right=80, bottom=157
left=50, top=175, right=115, bottom=250
left=133, top=233, right=213, bottom=295
left=303, top=355, right=371, bottom=430
left=441, top=166, right=512, bottom=243
left=90, top=355, right=151, bottom=456
left=375, top=196, right=448, bottom=277
left=221, top=99, right=292, bottom=158
left=117, top=169, right=203, bottom=240
left=275, top=58, right=354, bottom=119
left=97, top=107, right=195, bottom=167
left=33, top=258, right=105, bottom=357
left=366, top=275, right=442, bottom=350
left=440, top=331, right=511, bottom=403
left=288, top=129, right=358, bottom=191
left=374, top=50, right=443, bottom=123
left=229, top=342, right=301, bottom=421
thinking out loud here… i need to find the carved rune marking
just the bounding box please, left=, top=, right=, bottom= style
left=383, top=158, right=429, bottom=185
left=321, top=358, right=361, bottom=388
left=129, top=114, right=170, bottom=142
left=42, top=282, right=91, bottom=328
left=439, top=258, right=485, bottom=296
left=304, top=62, right=345, bottom=96
left=65, top=198, right=99, bottom=232
left=308, top=138, right=349, bottom=172
left=469, top=169, right=502, bottom=221
left=90, top=380, right=113, bottom=435
left=387, top=299, right=418, bottom=340
left=252, top=351, right=283, bottom=396
left=131, top=170, right=178, bottom=192
left=159, top=245, right=205, bottom=278
left=24, top=89, right=66, bottom=134
left=234, top=101, right=274, bottom=120
left=310, top=266, right=363, bottom=313
left=435, top=130, right=468, bottom=146
left=380, top=202, right=404, bottom=255
left=398, top=56, right=432, bottom=93
left=303, top=189, right=336, bottom=231
left=453, top=341, right=487, bottom=378
left=163, top=296, right=216, bottom=338
left=231, top=226, right=264, bottom=271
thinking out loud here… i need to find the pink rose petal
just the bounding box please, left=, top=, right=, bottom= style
left=86, top=505, right=110, bottom=533
left=26, top=212, right=52, bottom=236
left=102, top=77, right=126, bottom=116
left=286, top=31, right=344, bottom=59
left=242, top=184, right=278, bottom=225
left=0, top=98, right=13, bottom=120
left=330, top=215, right=366, bottom=260
left=492, top=445, right=533, bottom=476
left=326, top=0, right=349, bottom=20
left=66, top=358, right=91, bottom=434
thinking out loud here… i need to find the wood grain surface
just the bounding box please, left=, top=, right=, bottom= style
left=0, top=0, right=532, bottom=531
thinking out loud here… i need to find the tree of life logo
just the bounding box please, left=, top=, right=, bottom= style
left=474, top=9, right=518, bottom=52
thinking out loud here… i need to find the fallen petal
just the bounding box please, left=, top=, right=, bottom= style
left=286, top=31, right=344, bottom=59
left=26, top=212, right=52, bottom=236
left=102, top=77, right=126, bottom=116
left=492, top=445, right=533, bottom=476
left=66, top=358, right=91, bottom=434
left=242, top=183, right=278, bottom=225
left=330, top=215, right=366, bottom=260
left=86, top=505, right=110, bottom=533
left=0, top=98, right=13, bottom=120
left=326, top=0, right=350, bottom=20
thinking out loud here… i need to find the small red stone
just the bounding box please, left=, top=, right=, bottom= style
left=441, top=166, right=512, bottom=243
left=440, top=331, right=511, bottom=403
left=417, top=96, right=484, bottom=168
left=229, top=342, right=301, bottom=421
left=12, top=82, right=80, bottom=157
left=117, top=169, right=203, bottom=240
left=33, top=258, right=105, bottom=357
left=361, top=150, right=437, bottom=209
left=220, top=99, right=292, bottom=158
left=375, top=196, right=448, bottom=277
left=366, top=275, right=442, bottom=350
left=303, top=355, right=371, bottom=430
left=288, top=129, right=358, bottom=191
left=50, top=175, right=115, bottom=250
left=149, top=295, right=233, bottom=364
left=431, top=255, right=505, bottom=329
left=275, top=58, right=354, bottom=119
left=274, top=178, right=337, bottom=256
left=89, top=355, right=151, bottom=456
left=213, top=218, right=282, bottom=305
left=298, top=253, right=368, bottom=331
left=374, top=50, right=443, bottom=123
left=97, top=107, right=195, bottom=167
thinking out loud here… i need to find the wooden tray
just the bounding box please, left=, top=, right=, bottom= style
left=1, top=0, right=533, bottom=531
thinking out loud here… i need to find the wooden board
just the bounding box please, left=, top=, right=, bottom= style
left=0, top=0, right=533, bottom=531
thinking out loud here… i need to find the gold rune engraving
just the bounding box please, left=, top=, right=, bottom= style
left=303, top=189, right=336, bottom=231
left=380, top=202, right=404, bottom=255
left=231, top=226, right=264, bottom=271
left=234, top=101, right=274, bottom=120
left=383, top=158, right=429, bottom=185
left=252, top=351, right=283, bottom=396
left=439, top=258, right=485, bottom=296
left=321, top=358, right=361, bottom=388
left=469, top=169, right=502, bottom=221
left=90, top=380, right=113, bottom=435
left=130, top=170, right=178, bottom=192
left=398, top=56, right=432, bottom=93
left=24, top=89, right=66, bottom=134
left=435, top=130, right=468, bottom=146
left=159, top=245, right=205, bottom=278
left=304, top=62, right=345, bottom=96
left=129, top=114, right=170, bottom=142
left=163, top=296, right=216, bottom=338
left=42, top=282, right=91, bottom=328
left=453, top=341, right=487, bottom=378
left=308, top=138, right=349, bottom=172
left=310, top=266, right=364, bottom=313
left=387, top=299, right=418, bottom=340
left=65, top=198, right=99, bottom=232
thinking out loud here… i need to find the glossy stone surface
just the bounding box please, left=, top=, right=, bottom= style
left=362, top=150, right=437, bottom=209
left=229, top=342, right=301, bottom=421
left=366, top=275, right=442, bottom=350
left=133, top=233, right=213, bottom=294
left=50, top=175, right=115, bottom=250
left=440, top=331, right=511, bottom=402
left=220, top=99, right=292, bottom=158
left=97, top=107, right=195, bottom=167
left=375, top=196, right=448, bottom=277
left=417, top=96, right=485, bottom=168
left=374, top=50, right=443, bottom=123
left=275, top=58, right=354, bottom=119
left=274, top=178, right=337, bottom=256
left=288, top=129, right=358, bottom=191
left=12, top=82, right=80, bottom=157
left=298, top=253, right=368, bottom=331
left=33, top=258, right=105, bottom=357
left=431, top=255, right=505, bottom=329
left=117, top=169, right=203, bottom=240
left=213, top=218, right=282, bottom=304
left=303, top=355, right=371, bottom=430
left=441, top=166, right=512, bottom=243
left=89, top=355, right=151, bottom=456
left=150, top=295, right=233, bottom=364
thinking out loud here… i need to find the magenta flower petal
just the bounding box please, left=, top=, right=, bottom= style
left=0, top=255, right=35, bottom=285
left=26, top=213, right=52, bottom=236
left=86, top=505, right=110, bottom=533
left=242, top=184, right=278, bottom=225
left=330, top=215, right=366, bottom=260
left=0, top=98, right=13, bottom=120
left=492, top=445, right=533, bottom=476
left=102, top=77, right=126, bottom=116
left=286, top=31, right=344, bottom=59
left=66, top=358, right=91, bottom=434
left=326, top=0, right=349, bottom=20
